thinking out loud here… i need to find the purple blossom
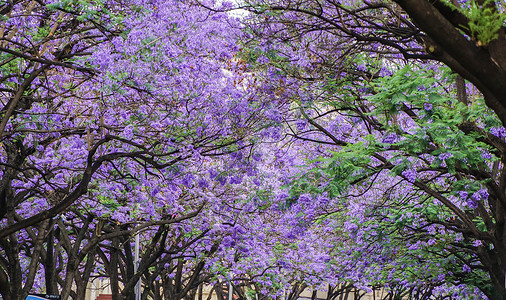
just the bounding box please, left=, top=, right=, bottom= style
left=123, top=125, right=134, bottom=139
left=296, top=119, right=307, bottom=131
left=238, top=246, right=250, bottom=254
left=478, top=188, right=489, bottom=200
left=423, top=102, right=432, bottom=111
left=401, top=169, right=417, bottom=183
left=471, top=191, right=481, bottom=201
left=408, top=243, right=419, bottom=250
left=230, top=151, right=243, bottom=161
left=284, top=231, right=297, bottom=239
left=229, top=175, right=243, bottom=184
left=378, top=67, right=392, bottom=77
left=473, top=240, right=482, bottom=247
left=277, top=259, right=288, bottom=267
left=298, top=193, right=312, bottom=205
left=217, top=175, right=227, bottom=186
left=252, top=152, right=262, bottom=162
left=357, top=64, right=367, bottom=72
left=151, top=122, right=163, bottom=130
left=481, top=150, right=493, bottom=159
left=209, top=168, right=219, bottom=179
left=490, top=126, right=506, bottom=139
left=467, top=198, right=478, bottom=209
left=266, top=108, right=282, bottom=123
left=198, top=178, right=209, bottom=189
left=462, top=264, right=471, bottom=273
left=150, top=186, right=160, bottom=197
left=340, top=123, right=352, bottom=135
left=257, top=55, right=269, bottom=64
left=438, top=152, right=453, bottom=160
left=458, top=191, right=468, bottom=202
left=382, top=133, right=397, bottom=144
left=181, top=174, right=194, bottom=188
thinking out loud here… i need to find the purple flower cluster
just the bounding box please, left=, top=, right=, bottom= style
left=438, top=152, right=453, bottom=160
left=490, top=126, right=506, bottom=139
left=382, top=133, right=397, bottom=144
left=296, top=118, right=307, bottom=131
left=459, top=188, right=488, bottom=209
left=401, top=168, right=417, bottom=183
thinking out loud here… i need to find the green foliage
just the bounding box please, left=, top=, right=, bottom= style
left=442, top=0, right=506, bottom=45
left=46, top=0, right=125, bottom=28
left=289, top=150, right=374, bottom=200
left=466, top=0, right=505, bottom=45
left=369, top=64, right=496, bottom=171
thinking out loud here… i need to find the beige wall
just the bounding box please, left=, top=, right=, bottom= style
left=85, top=279, right=112, bottom=300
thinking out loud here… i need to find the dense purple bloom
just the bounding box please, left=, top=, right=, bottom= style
left=408, top=242, right=419, bottom=250
left=150, top=186, right=160, bottom=197
left=438, top=152, right=453, bottom=160
left=277, top=259, right=288, bottom=267
left=222, top=236, right=235, bottom=248
left=238, top=246, right=250, bottom=254
left=490, top=127, right=506, bottom=139
left=357, top=64, right=367, bottom=72
left=462, top=265, right=471, bottom=273
left=181, top=174, right=194, bottom=188
left=209, top=168, right=219, bottom=179
left=473, top=240, right=482, bottom=247
left=467, top=198, right=478, bottom=209
left=401, top=169, right=417, bottom=183
left=217, top=176, right=227, bottom=186
left=378, top=67, right=392, bottom=77
left=266, top=108, right=282, bottom=123
left=296, top=119, right=307, bottom=131
left=458, top=190, right=468, bottom=200
left=481, top=150, right=493, bottom=159
left=4, top=1, right=502, bottom=297
left=229, top=175, right=243, bottom=184
left=198, top=178, right=209, bottom=189
left=382, top=133, right=397, bottom=144
left=478, top=189, right=489, bottom=200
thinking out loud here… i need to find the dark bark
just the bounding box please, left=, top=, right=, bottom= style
left=122, top=234, right=136, bottom=300
left=45, top=225, right=59, bottom=294
left=0, top=262, right=10, bottom=300
left=110, top=233, right=121, bottom=300
left=455, top=75, right=468, bottom=105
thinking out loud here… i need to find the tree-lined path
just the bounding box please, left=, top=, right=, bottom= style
left=0, top=0, right=505, bottom=299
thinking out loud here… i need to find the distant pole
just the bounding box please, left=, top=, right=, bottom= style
left=134, top=233, right=141, bottom=300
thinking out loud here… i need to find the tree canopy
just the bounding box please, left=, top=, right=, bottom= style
left=0, top=0, right=505, bottom=300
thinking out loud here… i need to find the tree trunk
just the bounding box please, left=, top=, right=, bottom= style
left=110, top=235, right=121, bottom=300
left=45, top=227, right=59, bottom=294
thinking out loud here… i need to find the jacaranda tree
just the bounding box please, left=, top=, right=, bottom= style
left=0, top=0, right=281, bottom=299
left=3, top=0, right=506, bottom=299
